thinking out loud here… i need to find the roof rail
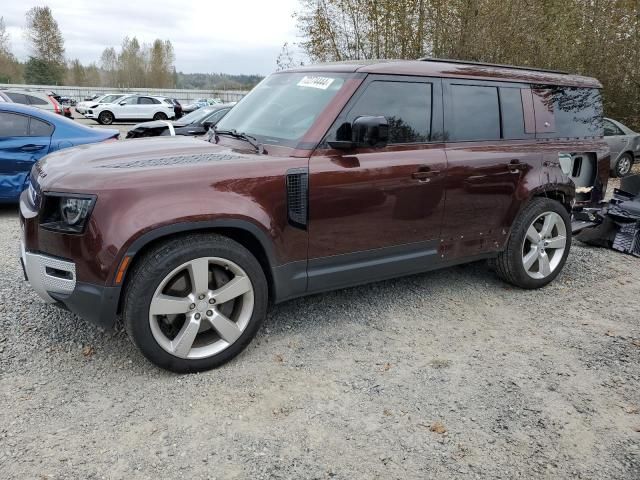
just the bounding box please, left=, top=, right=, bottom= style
left=418, top=57, right=569, bottom=75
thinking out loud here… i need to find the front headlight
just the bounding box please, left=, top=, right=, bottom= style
left=40, top=194, right=96, bottom=233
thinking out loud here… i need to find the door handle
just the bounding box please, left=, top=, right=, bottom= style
left=507, top=160, right=521, bottom=172
left=412, top=169, right=441, bottom=182
left=20, top=144, right=45, bottom=152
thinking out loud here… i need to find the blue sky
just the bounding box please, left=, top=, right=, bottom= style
left=1, top=0, right=302, bottom=75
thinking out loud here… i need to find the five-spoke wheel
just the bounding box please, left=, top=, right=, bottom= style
left=522, top=212, right=567, bottom=279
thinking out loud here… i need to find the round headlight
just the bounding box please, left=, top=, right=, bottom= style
left=60, top=198, right=90, bottom=225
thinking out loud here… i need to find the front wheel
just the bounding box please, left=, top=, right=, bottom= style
left=123, top=234, right=268, bottom=372
left=494, top=198, right=571, bottom=289
left=98, top=111, right=114, bottom=125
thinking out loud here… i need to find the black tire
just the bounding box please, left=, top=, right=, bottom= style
left=612, top=153, right=633, bottom=178
left=494, top=198, right=571, bottom=289
left=153, top=112, right=168, bottom=121
left=123, top=234, right=268, bottom=373
left=98, top=111, right=114, bottom=125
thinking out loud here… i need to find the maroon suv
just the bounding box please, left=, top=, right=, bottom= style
left=19, top=59, right=609, bottom=372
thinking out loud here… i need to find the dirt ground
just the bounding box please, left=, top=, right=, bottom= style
left=1, top=170, right=639, bottom=479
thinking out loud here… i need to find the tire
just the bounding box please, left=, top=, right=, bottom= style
left=123, top=234, right=268, bottom=373
left=98, top=111, right=114, bottom=125
left=612, top=153, right=633, bottom=178
left=494, top=198, right=571, bottom=289
left=153, top=112, right=168, bottom=121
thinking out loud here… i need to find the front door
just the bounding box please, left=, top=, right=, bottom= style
left=0, top=112, right=52, bottom=201
left=307, top=76, right=447, bottom=292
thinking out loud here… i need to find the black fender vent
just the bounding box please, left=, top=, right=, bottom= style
left=286, top=168, right=309, bottom=229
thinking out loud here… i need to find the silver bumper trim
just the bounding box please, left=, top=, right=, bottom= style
left=21, top=242, right=76, bottom=303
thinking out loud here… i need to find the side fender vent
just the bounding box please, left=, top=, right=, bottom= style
left=286, top=168, right=309, bottom=229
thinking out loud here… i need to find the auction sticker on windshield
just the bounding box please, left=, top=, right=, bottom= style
left=297, top=76, right=335, bottom=90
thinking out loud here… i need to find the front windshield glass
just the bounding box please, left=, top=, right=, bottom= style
left=179, top=106, right=217, bottom=124
left=102, top=94, right=122, bottom=103
left=215, top=72, right=348, bottom=147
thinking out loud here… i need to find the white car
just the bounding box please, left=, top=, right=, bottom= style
left=85, top=95, right=176, bottom=125
left=76, top=93, right=126, bottom=114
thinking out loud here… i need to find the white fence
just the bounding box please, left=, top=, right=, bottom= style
left=0, top=83, right=248, bottom=104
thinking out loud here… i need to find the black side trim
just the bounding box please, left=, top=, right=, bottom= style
left=50, top=282, right=121, bottom=330
left=285, top=168, right=309, bottom=229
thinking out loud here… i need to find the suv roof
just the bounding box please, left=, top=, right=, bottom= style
left=283, top=58, right=601, bottom=89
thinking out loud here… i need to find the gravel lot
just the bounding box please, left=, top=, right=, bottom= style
left=1, top=162, right=639, bottom=479
left=71, top=108, right=136, bottom=137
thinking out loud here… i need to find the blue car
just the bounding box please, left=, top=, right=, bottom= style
left=0, top=103, right=119, bottom=203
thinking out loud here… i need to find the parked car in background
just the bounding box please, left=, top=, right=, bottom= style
left=3, top=90, right=64, bottom=116
left=85, top=95, right=176, bottom=125
left=603, top=117, right=640, bottom=177
left=76, top=94, right=126, bottom=114
left=19, top=59, right=608, bottom=372
left=181, top=98, right=222, bottom=114
left=0, top=91, right=10, bottom=102
left=126, top=103, right=235, bottom=139
left=0, top=103, right=118, bottom=203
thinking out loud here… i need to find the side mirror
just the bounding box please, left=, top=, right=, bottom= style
left=328, top=116, right=389, bottom=150
left=202, top=121, right=214, bottom=130
left=119, top=101, right=127, bottom=106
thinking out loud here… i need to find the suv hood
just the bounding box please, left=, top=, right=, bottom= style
left=34, top=136, right=265, bottom=192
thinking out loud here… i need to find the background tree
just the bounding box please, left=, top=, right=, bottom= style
left=100, top=47, right=118, bottom=86
left=0, top=17, right=23, bottom=83
left=24, top=6, right=65, bottom=84
left=294, top=0, right=640, bottom=130
left=148, top=39, right=175, bottom=87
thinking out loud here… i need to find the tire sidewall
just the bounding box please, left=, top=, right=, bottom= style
left=153, top=112, right=168, bottom=121
left=124, top=236, right=268, bottom=373
left=507, top=199, right=572, bottom=289
left=99, top=111, right=113, bottom=125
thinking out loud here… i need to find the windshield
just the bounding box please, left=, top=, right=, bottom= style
left=179, top=106, right=218, bottom=124
left=102, top=94, right=122, bottom=103
left=215, top=72, right=348, bottom=147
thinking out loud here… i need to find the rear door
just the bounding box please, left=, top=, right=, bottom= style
left=137, top=96, right=160, bottom=119
left=442, top=80, right=540, bottom=258
left=0, top=112, right=52, bottom=201
left=604, top=119, right=627, bottom=160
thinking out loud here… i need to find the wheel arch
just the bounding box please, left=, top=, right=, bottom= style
left=114, top=220, right=278, bottom=315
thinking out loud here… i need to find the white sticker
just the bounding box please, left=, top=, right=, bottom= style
left=297, top=76, right=335, bottom=90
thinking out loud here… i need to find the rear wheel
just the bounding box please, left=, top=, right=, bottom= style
left=123, top=234, right=268, bottom=372
left=153, top=112, right=168, bottom=121
left=98, top=111, right=114, bottom=125
left=494, top=198, right=571, bottom=289
left=612, top=153, right=633, bottom=177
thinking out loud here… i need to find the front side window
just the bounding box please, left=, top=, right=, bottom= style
left=449, top=85, right=501, bottom=141
left=120, top=96, right=137, bottom=105
left=215, top=72, right=348, bottom=147
left=341, top=81, right=431, bottom=144
left=6, top=92, right=28, bottom=104
left=0, top=112, right=29, bottom=136
left=202, top=108, right=230, bottom=125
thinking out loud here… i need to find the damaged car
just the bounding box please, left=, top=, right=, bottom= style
left=20, top=59, right=608, bottom=372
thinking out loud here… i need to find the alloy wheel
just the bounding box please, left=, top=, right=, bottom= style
left=148, top=257, right=254, bottom=359
left=617, top=155, right=632, bottom=176
left=521, top=212, right=567, bottom=279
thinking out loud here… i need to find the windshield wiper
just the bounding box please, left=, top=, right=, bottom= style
left=211, top=127, right=264, bottom=154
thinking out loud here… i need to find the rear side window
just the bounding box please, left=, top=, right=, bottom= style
left=604, top=120, right=624, bottom=136
left=449, top=85, right=500, bottom=141
left=6, top=92, right=28, bottom=104
left=534, top=86, right=603, bottom=137
left=29, top=118, right=54, bottom=136
left=0, top=112, right=29, bottom=136
left=345, top=81, right=431, bottom=143
left=139, top=97, right=160, bottom=105
left=27, top=95, right=49, bottom=106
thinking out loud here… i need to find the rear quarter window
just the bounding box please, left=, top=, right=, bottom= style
left=534, top=86, right=603, bottom=138
left=29, top=118, right=54, bottom=136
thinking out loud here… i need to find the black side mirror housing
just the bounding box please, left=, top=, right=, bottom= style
left=328, top=116, right=389, bottom=150
left=202, top=121, right=214, bottom=130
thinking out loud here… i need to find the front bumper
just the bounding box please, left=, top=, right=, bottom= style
left=20, top=241, right=120, bottom=329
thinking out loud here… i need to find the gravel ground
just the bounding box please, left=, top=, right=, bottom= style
left=1, top=181, right=640, bottom=479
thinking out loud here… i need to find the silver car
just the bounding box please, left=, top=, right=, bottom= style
left=604, top=117, right=640, bottom=177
